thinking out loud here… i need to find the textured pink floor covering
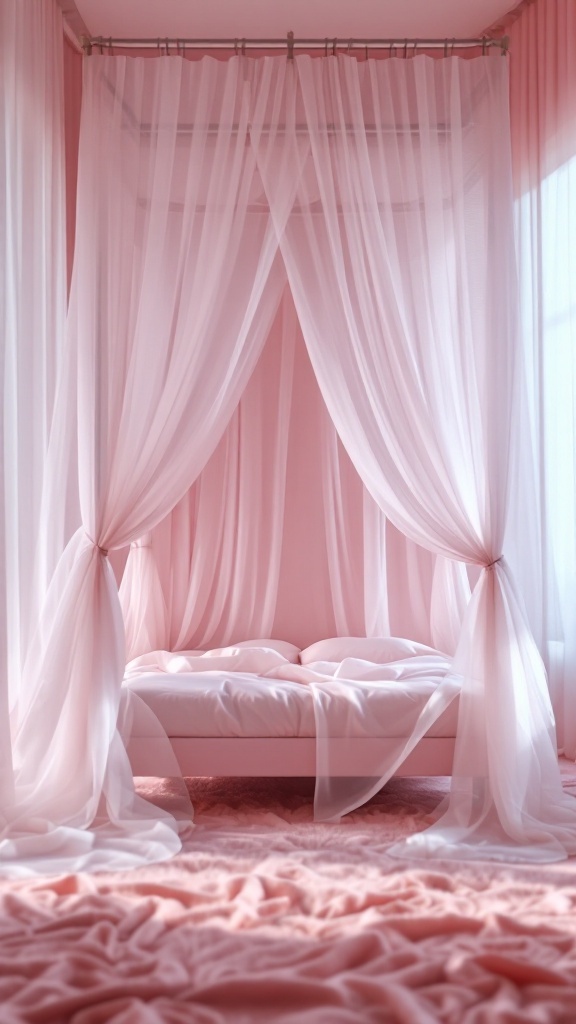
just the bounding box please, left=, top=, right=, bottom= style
left=3, top=770, right=576, bottom=1023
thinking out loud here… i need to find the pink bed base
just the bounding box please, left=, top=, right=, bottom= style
left=127, top=735, right=456, bottom=777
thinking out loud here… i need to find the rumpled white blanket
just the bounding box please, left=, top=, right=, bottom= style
left=123, top=640, right=460, bottom=821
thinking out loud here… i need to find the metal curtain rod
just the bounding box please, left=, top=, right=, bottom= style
left=81, top=31, right=509, bottom=56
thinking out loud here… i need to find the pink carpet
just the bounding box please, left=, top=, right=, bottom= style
left=3, top=768, right=576, bottom=1023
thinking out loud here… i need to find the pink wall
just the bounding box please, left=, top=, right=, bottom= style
left=270, top=323, right=361, bottom=647
left=506, top=0, right=576, bottom=194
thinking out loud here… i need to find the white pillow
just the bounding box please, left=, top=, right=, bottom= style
left=125, top=642, right=299, bottom=679
left=224, top=638, right=301, bottom=664
left=299, top=636, right=439, bottom=665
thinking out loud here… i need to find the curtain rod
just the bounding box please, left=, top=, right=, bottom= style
left=81, top=31, right=509, bottom=57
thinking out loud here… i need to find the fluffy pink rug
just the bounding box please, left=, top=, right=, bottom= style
left=3, top=770, right=576, bottom=1023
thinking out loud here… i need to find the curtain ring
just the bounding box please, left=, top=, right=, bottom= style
left=403, top=38, right=408, bottom=59
left=241, top=38, right=246, bottom=56
left=324, top=37, right=329, bottom=56
left=389, top=41, right=394, bottom=58
left=444, top=39, right=448, bottom=57
left=332, top=38, right=337, bottom=56
left=482, top=36, right=487, bottom=56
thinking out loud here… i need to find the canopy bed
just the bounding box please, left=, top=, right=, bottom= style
left=123, top=638, right=459, bottom=796
left=3, top=38, right=576, bottom=877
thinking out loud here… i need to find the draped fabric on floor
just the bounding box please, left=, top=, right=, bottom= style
left=3, top=18, right=576, bottom=874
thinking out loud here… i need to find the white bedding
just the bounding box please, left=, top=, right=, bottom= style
left=124, top=647, right=458, bottom=740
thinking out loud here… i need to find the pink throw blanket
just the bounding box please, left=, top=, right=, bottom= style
left=2, top=770, right=576, bottom=1022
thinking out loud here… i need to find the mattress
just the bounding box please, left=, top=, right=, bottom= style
left=124, top=669, right=459, bottom=739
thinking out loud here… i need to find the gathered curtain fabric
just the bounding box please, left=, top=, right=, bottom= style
left=250, top=54, right=576, bottom=859
left=0, top=0, right=67, bottom=809
left=121, top=287, right=296, bottom=656
left=320, top=410, right=468, bottom=649
left=126, top=283, right=454, bottom=652
left=4, top=44, right=576, bottom=873
left=1, top=54, right=284, bottom=875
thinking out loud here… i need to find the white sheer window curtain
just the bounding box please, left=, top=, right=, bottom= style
left=505, top=0, right=576, bottom=757
left=1, top=0, right=67, bottom=827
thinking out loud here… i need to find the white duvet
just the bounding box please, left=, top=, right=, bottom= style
left=123, top=640, right=459, bottom=740
left=123, top=638, right=461, bottom=821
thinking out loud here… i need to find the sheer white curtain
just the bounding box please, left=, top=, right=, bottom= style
left=321, top=417, right=469, bottom=648
left=362, top=492, right=390, bottom=637
left=1, top=55, right=283, bottom=875
left=121, top=286, right=296, bottom=655
left=118, top=531, right=169, bottom=662
left=320, top=409, right=374, bottom=636
left=429, top=557, right=471, bottom=656
left=253, top=54, right=576, bottom=860
left=0, top=0, right=67, bottom=820
left=505, top=0, right=576, bottom=756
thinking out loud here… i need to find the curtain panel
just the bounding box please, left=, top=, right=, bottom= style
left=505, top=0, right=576, bottom=756
left=0, top=0, right=67, bottom=821
left=121, top=287, right=296, bottom=656
left=1, top=54, right=285, bottom=875
left=251, top=54, right=576, bottom=858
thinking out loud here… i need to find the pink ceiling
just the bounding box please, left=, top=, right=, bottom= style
left=72, top=0, right=516, bottom=41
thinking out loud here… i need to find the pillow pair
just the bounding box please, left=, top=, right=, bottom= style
left=209, top=636, right=439, bottom=665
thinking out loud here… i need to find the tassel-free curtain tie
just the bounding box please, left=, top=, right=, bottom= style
left=130, top=536, right=151, bottom=552
left=467, top=555, right=504, bottom=570
left=86, top=535, right=109, bottom=558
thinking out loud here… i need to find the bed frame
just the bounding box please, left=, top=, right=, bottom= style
left=127, top=735, right=456, bottom=777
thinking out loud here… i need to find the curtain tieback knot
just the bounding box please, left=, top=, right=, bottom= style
left=86, top=534, right=109, bottom=557
left=485, top=556, right=503, bottom=570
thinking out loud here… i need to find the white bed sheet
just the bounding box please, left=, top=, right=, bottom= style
left=124, top=667, right=459, bottom=739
